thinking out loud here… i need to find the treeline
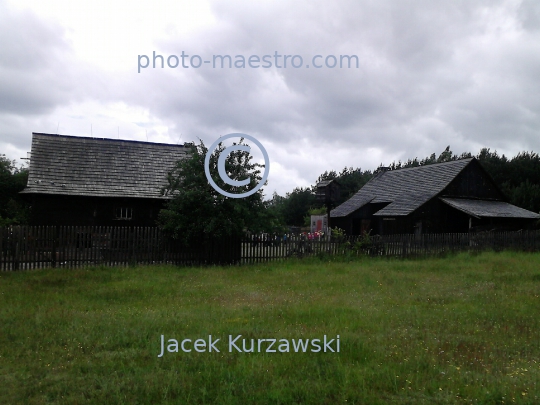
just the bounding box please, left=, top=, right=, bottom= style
left=269, top=146, right=540, bottom=227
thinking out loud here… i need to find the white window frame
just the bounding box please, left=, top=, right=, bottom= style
left=115, top=207, right=133, bottom=220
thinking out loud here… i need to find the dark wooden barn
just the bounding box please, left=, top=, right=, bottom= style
left=330, top=158, right=540, bottom=236
left=20, top=133, right=189, bottom=226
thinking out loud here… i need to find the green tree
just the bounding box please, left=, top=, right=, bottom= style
left=266, top=192, right=288, bottom=228
left=314, top=167, right=372, bottom=206
left=280, top=187, right=317, bottom=226
left=334, top=167, right=372, bottom=204
left=511, top=180, right=540, bottom=214
left=0, top=154, right=29, bottom=225
left=436, top=145, right=456, bottom=163
left=158, top=139, right=277, bottom=243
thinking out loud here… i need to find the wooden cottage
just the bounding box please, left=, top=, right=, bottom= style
left=330, top=158, right=539, bottom=236
left=20, top=133, right=189, bottom=226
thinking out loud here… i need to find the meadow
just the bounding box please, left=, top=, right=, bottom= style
left=1, top=251, right=539, bottom=404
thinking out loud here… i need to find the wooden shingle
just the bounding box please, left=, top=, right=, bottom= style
left=21, top=133, right=189, bottom=199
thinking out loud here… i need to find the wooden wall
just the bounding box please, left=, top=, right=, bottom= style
left=26, top=194, right=167, bottom=226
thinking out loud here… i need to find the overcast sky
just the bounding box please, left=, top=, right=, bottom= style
left=1, top=0, right=540, bottom=197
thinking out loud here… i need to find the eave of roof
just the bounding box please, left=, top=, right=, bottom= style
left=440, top=198, right=540, bottom=219
left=372, top=192, right=433, bottom=216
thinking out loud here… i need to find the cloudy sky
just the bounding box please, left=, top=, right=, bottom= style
left=1, top=0, right=540, bottom=197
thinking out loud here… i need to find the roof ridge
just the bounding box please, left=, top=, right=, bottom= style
left=32, top=132, right=188, bottom=148
left=382, top=158, right=473, bottom=173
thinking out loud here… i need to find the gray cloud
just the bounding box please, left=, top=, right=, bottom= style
left=134, top=0, right=540, bottom=154
left=0, top=3, right=75, bottom=115
left=0, top=1, right=108, bottom=154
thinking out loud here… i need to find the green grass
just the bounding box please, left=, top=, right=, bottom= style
left=1, top=251, right=540, bottom=404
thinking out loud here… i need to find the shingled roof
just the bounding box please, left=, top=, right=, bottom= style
left=21, top=133, right=189, bottom=199
left=331, top=158, right=540, bottom=219
left=440, top=198, right=539, bottom=219
left=331, top=159, right=473, bottom=218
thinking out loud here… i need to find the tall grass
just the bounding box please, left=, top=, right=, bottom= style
left=1, top=251, right=539, bottom=404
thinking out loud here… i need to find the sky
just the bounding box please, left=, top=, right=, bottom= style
left=1, top=0, right=540, bottom=198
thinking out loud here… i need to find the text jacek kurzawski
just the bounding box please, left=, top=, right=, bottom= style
left=158, top=335, right=340, bottom=357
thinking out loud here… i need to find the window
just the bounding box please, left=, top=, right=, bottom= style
left=115, top=207, right=133, bottom=220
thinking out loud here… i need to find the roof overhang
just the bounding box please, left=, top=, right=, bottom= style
left=372, top=193, right=432, bottom=217
left=19, top=189, right=172, bottom=200
left=330, top=196, right=374, bottom=217
left=440, top=198, right=540, bottom=219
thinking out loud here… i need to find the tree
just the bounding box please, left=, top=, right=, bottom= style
left=332, top=167, right=372, bottom=204
left=511, top=180, right=540, bottom=214
left=314, top=167, right=372, bottom=206
left=279, top=187, right=317, bottom=227
left=158, top=139, right=277, bottom=243
left=0, top=154, right=29, bottom=225
left=436, top=145, right=456, bottom=163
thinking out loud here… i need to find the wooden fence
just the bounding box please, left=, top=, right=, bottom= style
left=0, top=226, right=240, bottom=270
left=241, top=230, right=540, bottom=262
left=1, top=226, right=539, bottom=270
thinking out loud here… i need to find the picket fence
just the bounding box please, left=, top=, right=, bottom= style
left=1, top=226, right=539, bottom=270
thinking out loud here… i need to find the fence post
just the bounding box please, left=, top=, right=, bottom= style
left=51, top=226, right=58, bottom=268
left=14, top=226, right=21, bottom=271
left=129, top=228, right=136, bottom=266
left=14, top=242, right=19, bottom=271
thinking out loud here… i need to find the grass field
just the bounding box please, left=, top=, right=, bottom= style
left=1, top=252, right=539, bottom=404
